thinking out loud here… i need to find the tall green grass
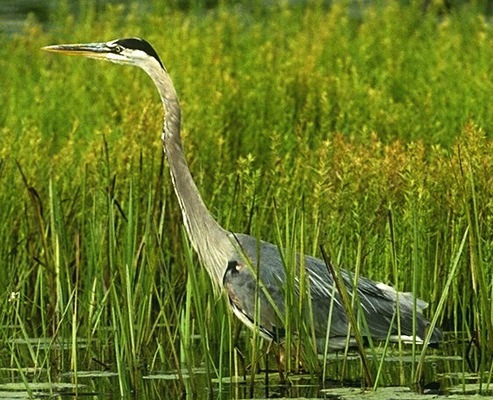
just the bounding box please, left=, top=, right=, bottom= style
left=2, top=0, right=493, bottom=394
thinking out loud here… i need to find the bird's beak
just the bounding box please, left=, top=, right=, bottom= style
left=42, top=42, right=111, bottom=60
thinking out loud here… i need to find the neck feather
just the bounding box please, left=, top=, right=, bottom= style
left=143, top=64, right=233, bottom=289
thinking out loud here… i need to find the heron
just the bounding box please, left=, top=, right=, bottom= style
left=43, top=38, right=442, bottom=355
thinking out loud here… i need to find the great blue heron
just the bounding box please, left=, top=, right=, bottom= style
left=43, top=38, right=442, bottom=354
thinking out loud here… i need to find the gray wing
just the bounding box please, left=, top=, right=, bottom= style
left=223, top=233, right=441, bottom=346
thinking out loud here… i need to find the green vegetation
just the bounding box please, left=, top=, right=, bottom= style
left=2, top=0, right=493, bottom=395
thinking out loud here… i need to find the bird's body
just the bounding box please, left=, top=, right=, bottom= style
left=43, top=38, right=442, bottom=352
left=224, top=233, right=440, bottom=349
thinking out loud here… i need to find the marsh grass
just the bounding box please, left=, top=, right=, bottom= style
left=2, top=0, right=493, bottom=395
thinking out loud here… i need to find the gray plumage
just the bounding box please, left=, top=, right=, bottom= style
left=43, top=37, right=442, bottom=351
left=225, top=234, right=441, bottom=349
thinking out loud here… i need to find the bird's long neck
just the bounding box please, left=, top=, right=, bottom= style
left=145, top=65, right=233, bottom=288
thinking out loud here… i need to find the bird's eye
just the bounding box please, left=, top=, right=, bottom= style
left=108, top=43, right=124, bottom=53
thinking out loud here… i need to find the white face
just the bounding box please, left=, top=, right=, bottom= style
left=103, top=40, right=143, bottom=65
left=101, top=40, right=164, bottom=73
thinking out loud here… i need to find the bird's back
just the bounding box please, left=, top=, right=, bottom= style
left=223, top=233, right=442, bottom=350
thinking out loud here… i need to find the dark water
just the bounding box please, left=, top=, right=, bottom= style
left=1, top=333, right=492, bottom=399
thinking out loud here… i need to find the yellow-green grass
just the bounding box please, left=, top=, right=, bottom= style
left=1, top=0, right=493, bottom=392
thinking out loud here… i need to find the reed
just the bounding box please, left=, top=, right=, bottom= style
left=1, top=0, right=493, bottom=394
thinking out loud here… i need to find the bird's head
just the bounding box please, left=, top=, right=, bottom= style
left=43, top=37, right=165, bottom=71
